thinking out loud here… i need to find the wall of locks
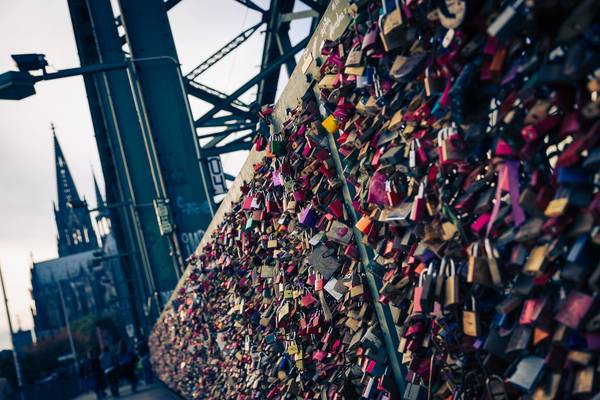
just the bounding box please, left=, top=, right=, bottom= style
left=150, top=0, right=600, bottom=398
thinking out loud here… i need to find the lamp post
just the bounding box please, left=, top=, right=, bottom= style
left=0, top=54, right=215, bottom=220
left=0, top=264, right=25, bottom=400
left=0, top=55, right=129, bottom=99
left=0, top=55, right=158, bottom=332
left=0, top=53, right=209, bottom=328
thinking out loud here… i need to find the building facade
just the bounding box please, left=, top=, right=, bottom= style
left=31, top=130, right=131, bottom=340
left=13, top=329, right=33, bottom=354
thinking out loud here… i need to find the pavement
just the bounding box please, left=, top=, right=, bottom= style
left=74, top=382, right=182, bottom=399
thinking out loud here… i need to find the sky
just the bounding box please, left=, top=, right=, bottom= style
left=0, top=0, right=310, bottom=349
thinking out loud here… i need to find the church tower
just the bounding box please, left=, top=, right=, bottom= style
left=52, top=124, right=98, bottom=256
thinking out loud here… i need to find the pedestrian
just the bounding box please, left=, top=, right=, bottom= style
left=87, top=349, right=105, bottom=399
left=118, top=340, right=138, bottom=393
left=100, top=345, right=119, bottom=397
left=136, top=337, right=153, bottom=385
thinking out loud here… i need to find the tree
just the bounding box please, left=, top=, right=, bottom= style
left=0, top=313, right=126, bottom=387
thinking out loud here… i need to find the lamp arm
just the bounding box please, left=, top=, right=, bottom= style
left=38, top=61, right=129, bottom=82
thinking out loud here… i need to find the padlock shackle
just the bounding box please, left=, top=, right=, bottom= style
left=484, top=238, right=497, bottom=258
left=418, top=269, right=427, bottom=286
left=440, top=257, right=455, bottom=276
left=426, top=262, right=436, bottom=276
left=471, top=241, right=480, bottom=257
left=467, top=295, right=476, bottom=311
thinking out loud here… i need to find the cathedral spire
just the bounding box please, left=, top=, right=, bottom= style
left=92, top=169, right=110, bottom=219
left=93, top=172, right=104, bottom=210
left=53, top=123, right=81, bottom=210
left=52, top=124, right=98, bottom=256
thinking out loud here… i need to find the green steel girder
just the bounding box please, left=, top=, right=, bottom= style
left=198, top=124, right=255, bottom=141
left=200, top=134, right=254, bottom=157
left=185, top=22, right=263, bottom=82
left=197, top=115, right=254, bottom=128
left=193, top=35, right=309, bottom=128
left=189, top=0, right=329, bottom=160
left=185, top=80, right=254, bottom=120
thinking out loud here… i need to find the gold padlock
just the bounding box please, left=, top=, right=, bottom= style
left=523, top=244, right=548, bottom=274
left=443, top=258, right=459, bottom=308
left=544, top=197, right=568, bottom=217
left=322, top=115, right=339, bottom=134
left=573, top=366, right=595, bottom=395
left=284, top=285, right=294, bottom=299
left=295, top=350, right=304, bottom=370
left=350, top=282, right=364, bottom=298
left=467, top=242, right=492, bottom=286
left=286, top=340, right=298, bottom=356
left=463, top=295, right=480, bottom=337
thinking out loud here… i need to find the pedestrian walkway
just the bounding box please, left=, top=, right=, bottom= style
left=74, top=382, right=181, bottom=399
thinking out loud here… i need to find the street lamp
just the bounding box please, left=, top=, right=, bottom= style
left=0, top=54, right=159, bottom=330
left=0, top=53, right=205, bottom=330
left=0, top=53, right=212, bottom=218
left=0, top=54, right=128, bottom=100
left=0, top=54, right=47, bottom=99
left=0, top=71, right=36, bottom=100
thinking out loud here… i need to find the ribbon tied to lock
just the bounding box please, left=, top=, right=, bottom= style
left=486, top=160, right=526, bottom=237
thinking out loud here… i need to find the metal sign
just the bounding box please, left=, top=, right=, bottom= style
left=207, top=156, right=227, bottom=195
left=153, top=199, right=173, bottom=235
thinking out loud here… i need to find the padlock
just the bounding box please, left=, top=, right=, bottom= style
left=409, top=140, right=417, bottom=169
left=269, top=132, right=286, bottom=156
left=284, top=285, right=294, bottom=300
left=322, top=115, right=339, bottom=134
left=419, top=263, right=435, bottom=313
left=350, top=274, right=365, bottom=298
left=412, top=269, right=427, bottom=315
left=300, top=290, right=317, bottom=308
left=379, top=0, right=406, bottom=51
left=573, top=365, right=596, bottom=395
left=523, top=244, right=548, bottom=275
left=403, top=374, right=427, bottom=400
left=267, top=236, right=278, bottom=249
left=314, top=272, right=324, bottom=291
left=437, top=122, right=463, bottom=165
left=150, top=1, right=600, bottom=398
left=424, top=67, right=445, bottom=97
left=385, top=177, right=402, bottom=207
left=463, top=296, right=481, bottom=337
left=443, top=258, right=460, bottom=308
left=467, top=242, right=493, bottom=286
left=410, top=182, right=426, bottom=222
left=555, top=290, right=595, bottom=329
